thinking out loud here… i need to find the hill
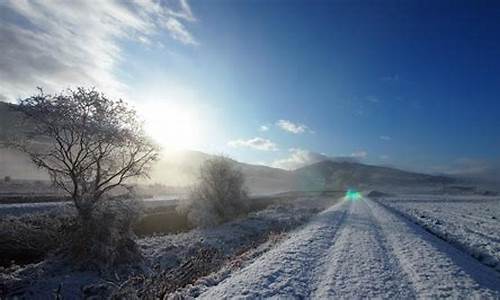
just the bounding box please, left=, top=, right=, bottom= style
left=149, top=150, right=295, bottom=195
left=293, top=160, right=454, bottom=192
left=150, top=151, right=455, bottom=194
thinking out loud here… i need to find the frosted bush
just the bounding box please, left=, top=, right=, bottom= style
left=68, top=197, right=145, bottom=270
left=178, top=156, right=249, bottom=228
left=0, top=209, right=76, bottom=262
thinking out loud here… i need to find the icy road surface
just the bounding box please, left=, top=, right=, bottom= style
left=199, top=198, right=500, bottom=298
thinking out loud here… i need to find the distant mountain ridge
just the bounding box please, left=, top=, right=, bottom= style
left=150, top=150, right=454, bottom=194
left=292, top=160, right=453, bottom=192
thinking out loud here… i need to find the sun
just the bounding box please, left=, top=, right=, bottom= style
left=140, top=102, right=200, bottom=150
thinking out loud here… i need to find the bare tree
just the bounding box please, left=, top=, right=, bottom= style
left=7, top=87, right=159, bottom=223
left=180, top=156, right=249, bottom=227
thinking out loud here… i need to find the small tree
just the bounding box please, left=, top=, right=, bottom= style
left=180, top=156, right=249, bottom=227
left=6, top=88, right=159, bottom=265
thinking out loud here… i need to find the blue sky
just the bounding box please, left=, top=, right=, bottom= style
left=1, top=0, right=499, bottom=173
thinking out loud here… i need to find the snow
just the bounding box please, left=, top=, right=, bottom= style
left=197, top=197, right=500, bottom=298
left=140, top=204, right=318, bottom=269
left=377, top=194, right=500, bottom=271
left=1, top=203, right=319, bottom=298
left=0, top=201, right=72, bottom=216
left=3, top=194, right=500, bottom=298
left=0, top=195, right=180, bottom=216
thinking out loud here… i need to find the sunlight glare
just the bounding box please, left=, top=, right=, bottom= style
left=141, top=102, right=201, bottom=150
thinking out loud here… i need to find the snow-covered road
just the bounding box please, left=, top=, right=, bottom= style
left=199, top=198, right=500, bottom=298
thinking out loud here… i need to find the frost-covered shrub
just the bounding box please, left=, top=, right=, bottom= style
left=0, top=197, right=145, bottom=271
left=68, top=197, right=144, bottom=270
left=0, top=209, right=76, bottom=263
left=178, top=156, right=249, bottom=228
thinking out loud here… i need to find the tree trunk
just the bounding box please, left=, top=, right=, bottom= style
left=74, top=194, right=97, bottom=222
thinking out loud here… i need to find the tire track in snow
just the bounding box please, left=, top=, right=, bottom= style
left=199, top=198, right=500, bottom=299
left=310, top=199, right=417, bottom=299
left=198, top=200, right=350, bottom=299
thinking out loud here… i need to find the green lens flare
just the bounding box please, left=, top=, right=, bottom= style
left=345, top=189, right=362, bottom=201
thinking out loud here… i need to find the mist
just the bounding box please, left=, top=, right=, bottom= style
left=0, top=148, right=48, bottom=181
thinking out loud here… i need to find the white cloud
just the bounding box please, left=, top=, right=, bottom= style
left=252, top=161, right=268, bottom=166
left=276, top=119, right=312, bottom=134
left=0, top=0, right=197, bottom=100
left=172, top=0, right=196, bottom=21
left=351, top=150, right=368, bottom=159
left=164, top=17, right=198, bottom=45
left=381, top=74, right=400, bottom=82
left=271, top=148, right=329, bottom=170
left=379, top=135, right=391, bottom=141
left=355, top=108, right=365, bottom=116
left=366, top=96, right=380, bottom=103
left=271, top=148, right=369, bottom=170
left=259, top=125, right=270, bottom=132
left=379, top=154, right=390, bottom=160
left=228, top=137, right=278, bottom=151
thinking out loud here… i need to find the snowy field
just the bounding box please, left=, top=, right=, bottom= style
left=0, top=201, right=323, bottom=298
left=377, top=194, right=500, bottom=272
left=0, top=195, right=180, bottom=216
left=3, top=194, right=500, bottom=298
left=181, top=196, right=500, bottom=298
